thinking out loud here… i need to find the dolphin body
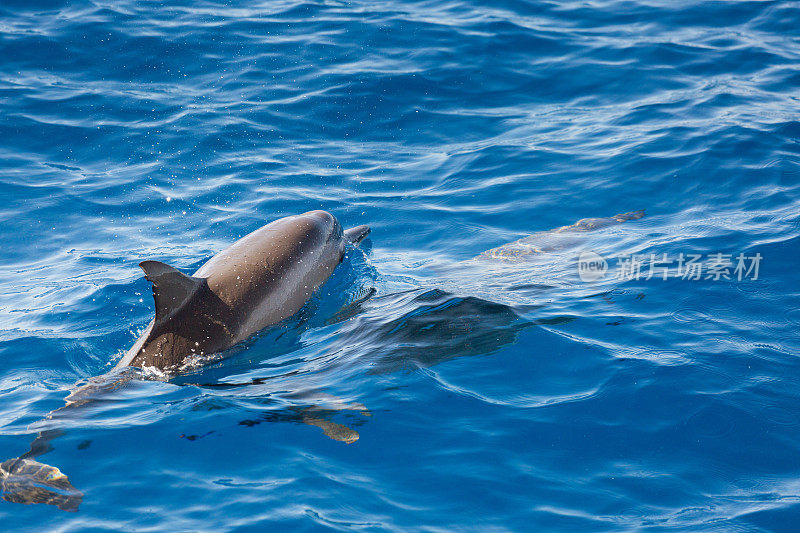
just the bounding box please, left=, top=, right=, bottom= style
left=117, top=210, right=370, bottom=372
left=1, top=208, right=645, bottom=512
left=478, top=209, right=645, bottom=260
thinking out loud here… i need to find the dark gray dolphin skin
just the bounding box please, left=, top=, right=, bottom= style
left=117, top=210, right=370, bottom=372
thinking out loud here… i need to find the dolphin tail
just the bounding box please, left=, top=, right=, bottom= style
left=344, top=225, right=371, bottom=245
left=0, top=457, right=83, bottom=512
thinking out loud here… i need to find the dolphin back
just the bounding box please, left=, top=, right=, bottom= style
left=126, top=210, right=356, bottom=372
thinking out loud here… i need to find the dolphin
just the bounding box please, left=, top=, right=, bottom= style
left=118, top=210, right=370, bottom=372
left=478, top=209, right=645, bottom=260
left=2, top=208, right=645, bottom=512
left=1, top=210, right=370, bottom=512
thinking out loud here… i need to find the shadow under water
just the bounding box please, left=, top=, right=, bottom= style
left=333, top=288, right=544, bottom=374
left=189, top=287, right=569, bottom=450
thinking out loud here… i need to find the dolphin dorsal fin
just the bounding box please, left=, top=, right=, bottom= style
left=139, top=260, right=203, bottom=323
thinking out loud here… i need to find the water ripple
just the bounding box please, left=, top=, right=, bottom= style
left=1, top=0, right=799, bottom=529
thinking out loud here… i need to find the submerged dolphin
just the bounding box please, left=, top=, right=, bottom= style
left=478, top=209, right=645, bottom=260
left=119, top=210, right=370, bottom=372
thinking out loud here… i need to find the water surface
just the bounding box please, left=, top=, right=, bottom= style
left=1, top=0, right=799, bottom=530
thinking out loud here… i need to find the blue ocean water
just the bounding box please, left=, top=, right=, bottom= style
left=1, top=0, right=799, bottom=529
